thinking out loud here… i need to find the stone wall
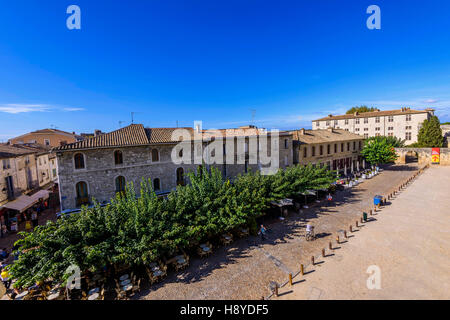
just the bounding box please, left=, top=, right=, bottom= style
left=395, top=148, right=450, bottom=166
left=56, top=135, right=293, bottom=210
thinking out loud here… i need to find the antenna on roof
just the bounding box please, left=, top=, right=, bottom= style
left=176, top=120, right=179, bottom=128
left=250, top=109, right=256, bottom=125
left=131, top=112, right=142, bottom=124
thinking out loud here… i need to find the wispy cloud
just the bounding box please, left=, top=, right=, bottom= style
left=63, top=107, right=85, bottom=112
left=0, top=103, right=85, bottom=114
left=0, top=104, right=51, bottom=114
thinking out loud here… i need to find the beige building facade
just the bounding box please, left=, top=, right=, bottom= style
left=9, top=128, right=80, bottom=148
left=312, top=108, right=435, bottom=144
left=291, top=128, right=365, bottom=172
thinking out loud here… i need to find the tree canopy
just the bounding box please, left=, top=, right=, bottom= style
left=346, top=106, right=378, bottom=114
left=361, top=136, right=398, bottom=165
left=9, top=165, right=336, bottom=288
left=417, top=116, right=444, bottom=147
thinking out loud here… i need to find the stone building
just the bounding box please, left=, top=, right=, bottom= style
left=54, top=124, right=293, bottom=211
left=312, top=108, right=435, bottom=144
left=0, top=145, right=39, bottom=206
left=441, top=124, right=450, bottom=147
left=9, top=128, right=81, bottom=148
left=291, top=128, right=365, bottom=172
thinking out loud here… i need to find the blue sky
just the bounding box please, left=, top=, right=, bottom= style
left=1, top=0, right=450, bottom=141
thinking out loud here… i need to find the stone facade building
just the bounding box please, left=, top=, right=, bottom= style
left=291, top=128, right=365, bottom=172
left=9, top=128, right=81, bottom=148
left=312, top=108, right=435, bottom=144
left=54, top=124, right=293, bottom=210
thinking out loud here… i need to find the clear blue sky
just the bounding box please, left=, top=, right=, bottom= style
left=1, top=0, right=450, bottom=141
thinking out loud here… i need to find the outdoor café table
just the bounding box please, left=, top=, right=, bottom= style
left=122, top=284, right=133, bottom=292
left=120, top=279, right=131, bottom=286
left=47, top=292, right=60, bottom=301
left=153, top=270, right=163, bottom=277
left=14, top=290, right=29, bottom=300
left=88, top=287, right=100, bottom=295
left=88, top=293, right=100, bottom=300
left=119, top=274, right=129, bottom=281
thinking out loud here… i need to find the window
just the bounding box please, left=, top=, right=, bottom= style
left=334, top=120, right=338, bottom=126
left=375, top=127, right=380, bottom=131
left=355, top=119, right=360, bottom=124
left=319, top=145, right=323, bottom=155
left=388, top=132, right=394, bottom=137
left=75, top=181, right=89, bottom=206
left=52, top=168, right=57, bottom=177
left=39, top=158, right=42, bottom=166
left=406, top=114, right=412, bottom=121
left=244, top=160, right=248, bottom=173
left=326, top=121, right=330, bottom=126
left=334, top=144, right=337, bottom=153
left=114, top=150, right=123, bottom=165
left=359, top=141, right=362, bottom=150
left=115, top=176, right=126, bottom=193
left=74, top=153, right=85, bottom=169
left=353, top=141, right=356, bottom=150
left=312, top=146, right=316, bottom=157
left=44, top=139, right=50, bottom=146
left=176, top=167, right=185, bottom=186
left=388, top=127, right=393, bottom=131
left=341, top=143, right=344, bottom=152
left=347, top=143, right=350, bottom=151
left=316, top=122, right=320, bottom=127
left=406, top=132, right=412, bottom=140
left=364, top=128, right=368, bottom=131
left=327, top=144, right=330, bottom=154
left=303, top=147, right=307, bottom=158
left=364, top=118, right=368, bottom=124
left=2, top=159, right=11, bottom=169
left=151, top=149, right=159, bottom=162
left=375, top=117, right=380, bottom=123
left=284, top=139, right=288, bottom=149
left=375, top=133, right=381, bottom=137
left=153, top=178, right=161, bottom=191
left=345, top=119, right=349, bottom=125
left=388, top=116, right=394, bottom=122
left=364, top=133, right=369, bottom=139
left=355, top=128, right=360, bottom=132
left=405, top=126, right=412, bottom=130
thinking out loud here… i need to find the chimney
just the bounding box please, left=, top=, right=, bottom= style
left=328, top=127, right=334, bottom=133
left=354, top=112, right=359, bottom=116
left=195, top=123, right=201, bottom=133
left=94, top=129, right=102, bottom=137
left=328, top=114, right=333, bottom=117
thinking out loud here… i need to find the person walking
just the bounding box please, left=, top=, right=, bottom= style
left=258, top=224, right=267, bottom=241
left=327, top=193, right=333, bottom=207
left=31, top=211, right=38, bottom=228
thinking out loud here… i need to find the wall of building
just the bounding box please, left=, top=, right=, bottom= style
left=10, top=132, right=77, bottom=147
left=56, top=135, right=293, bottom=210
left=314, top=111, right=432, bottom=143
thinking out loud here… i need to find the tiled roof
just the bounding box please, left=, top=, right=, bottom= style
left=313, top=108, right=433, bottom=121
left=291, top=129, right=363, bottom=144
left=0, top=144, right=36, bottom=159
left=145, top=127, right=194, bottom=143
left=54, top=124, right=151, bottom=151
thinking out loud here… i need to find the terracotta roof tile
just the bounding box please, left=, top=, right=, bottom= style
left=313, top=108, right=433, bottom=121
left=291, top=129, right=363, bottom=144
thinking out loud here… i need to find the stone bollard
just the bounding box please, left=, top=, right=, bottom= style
left=344, top=231, right=347, bottom=238
left=336, top=235, right=340, bottom=244
left=329, top=242, right=333, bottom=250
left=360, top=217, right=363, bottom=223
left=300, top=264, right=304, bottom=275
left=322, top=248, right=326, bottom=257
left=289, top=273, right=293, bottom=286
left=349, top=225, right=353, bottom=232
left=369, top=209, right=373, bottom=216
left=356, top=220, right=359, bottom=227
left=311, top=256, right=315, bottom=265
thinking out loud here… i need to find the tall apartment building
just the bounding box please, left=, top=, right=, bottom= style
left=312, top=108, right=435, bottom=144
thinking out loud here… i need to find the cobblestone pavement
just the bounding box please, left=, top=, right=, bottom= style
left=275, top=165, right=450, bottom=299
left=138, top=164, right=421, bottom=300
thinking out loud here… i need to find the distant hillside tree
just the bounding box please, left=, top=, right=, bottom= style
left=361, top=137, right=398, bottom=165
left=417, top=116, right=444, bottom=147
left=346, top=106, right=378, bottom=114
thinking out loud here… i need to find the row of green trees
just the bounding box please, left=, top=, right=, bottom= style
left=10, top=165, right=336, bottom=288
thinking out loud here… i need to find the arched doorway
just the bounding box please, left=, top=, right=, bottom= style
left=176, top=167, right=185, bottom=186
left=75, top=181, right=89, bottom=206
left=115, top=176, right=126, bottom=193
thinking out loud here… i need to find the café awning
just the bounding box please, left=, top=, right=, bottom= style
left=0, top=195, right=36, bottom=213
left=30, top=190, right=50, bottom=201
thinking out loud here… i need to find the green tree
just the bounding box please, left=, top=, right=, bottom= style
left=346, top=106, right=377, bottom=114
left=417, top=116, right=444, bottom=147
left=361, top=137, right=398, bottom=165
left=368, top=135, right=405, bottom=148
